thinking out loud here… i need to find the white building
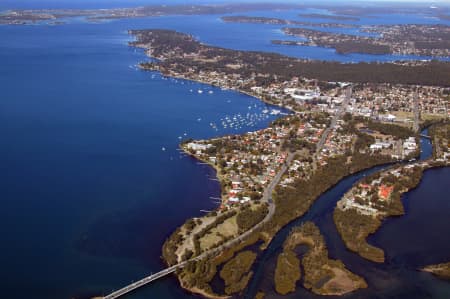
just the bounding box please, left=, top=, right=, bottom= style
left=380, top=114, right=397, bottom=122
left=187, top=142, right=213, bottom=151
left=370, top=142, right=392, bottom=150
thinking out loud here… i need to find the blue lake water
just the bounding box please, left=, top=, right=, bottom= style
left=0, top=5, right=449, bottom=299
left=0, top=18, right=286, bottom=299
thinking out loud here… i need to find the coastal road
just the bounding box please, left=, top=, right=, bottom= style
left=413, top=91, right=420, bottom=132
left=262, top=152, right=295, bottom=204
left=316, top=86, right=351, bottom=156
left=103, top=85, right=350, bottom=298
left=102, top=86, right=351, bottom=299
left=103, top=152, right=294, bottom=299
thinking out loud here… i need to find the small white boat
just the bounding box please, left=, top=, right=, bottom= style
left=270, top=109, right=281, bottom=115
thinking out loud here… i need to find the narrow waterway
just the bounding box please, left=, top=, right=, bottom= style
left=2, top=4, right=449, bottom=298
left=245, top=130, right=450, bottom=299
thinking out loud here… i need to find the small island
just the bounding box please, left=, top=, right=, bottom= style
left=2, top=3, right=450, bottom=299
left=220, top=250, right=257, bottom=295
left=160, top=109, right=417, bottom=297
left=120, top=29, right=450, bottom=298
left=275, top=222, right=367, bottom=296
left=97, top=27, right=449, bottom=299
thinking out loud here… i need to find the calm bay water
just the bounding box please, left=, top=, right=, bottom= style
left=0, top=18, right=285, bottom=299
left=0, top=5, right=449, bottom=299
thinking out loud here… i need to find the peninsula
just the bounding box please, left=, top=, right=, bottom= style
left=219, top=15, right=450, bottom=57
left=2, top=3, right=450, bottom=299
left=298, top=13, right=360, bottom=21
left=111, top=29, right=450, bottom=298
left=334, top=122, right=450, bottom=263
left=221, top=16, right=358, bottom=28
left=422, top=262, right=450, bottom=280
left=0, top=3, right=302, bottom=25
left=130, top=29, right=450, bottom=87
left=281, top=25, right=450, bottom=57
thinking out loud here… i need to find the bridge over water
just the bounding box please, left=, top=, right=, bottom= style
left=103, top=263, right=186, bottom=299
left=101, top=86, right=351, bottom=298
left=102, top=152, right=295, bottom=299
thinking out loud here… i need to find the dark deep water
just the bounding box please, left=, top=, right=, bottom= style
left=245, top=132, right=450, bottom=299
left=0, top=4, right=449, bottom=299
left=0, top=18, right=286, bottom=299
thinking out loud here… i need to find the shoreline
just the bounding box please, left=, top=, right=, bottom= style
left=274, top=222, right=368, bottom=296
left=334, top=155, right=450, bottom=263
left=176, top=127, right=448, bottom=298
left=179, top=277, right=230, bottom=299
left=144, top=64, right=390, bottom=298
left=421, top=262, right=450, bottom=281
left=148, top=50, right=289, bottom=297
left=171, top=146, right=405, bottom=298
left=125, top=31, right=450, bottom=299
left=0, top=11, right=448, bottom=299
left=178, top=143, right=225, bottom=205
left=136, top=62, right=289, bottom=113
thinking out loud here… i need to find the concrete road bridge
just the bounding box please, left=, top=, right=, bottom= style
left=103, top=153, right=294, bottom=299
left=102, top=85, right=352, bottom=299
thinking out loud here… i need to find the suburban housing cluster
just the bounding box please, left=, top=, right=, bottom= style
left=337, top=164, right=418, bottom=216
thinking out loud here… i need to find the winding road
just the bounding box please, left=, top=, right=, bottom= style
left=103, top=87, right=350, bottom=298
left=103, top=152, right=294, bottom=299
